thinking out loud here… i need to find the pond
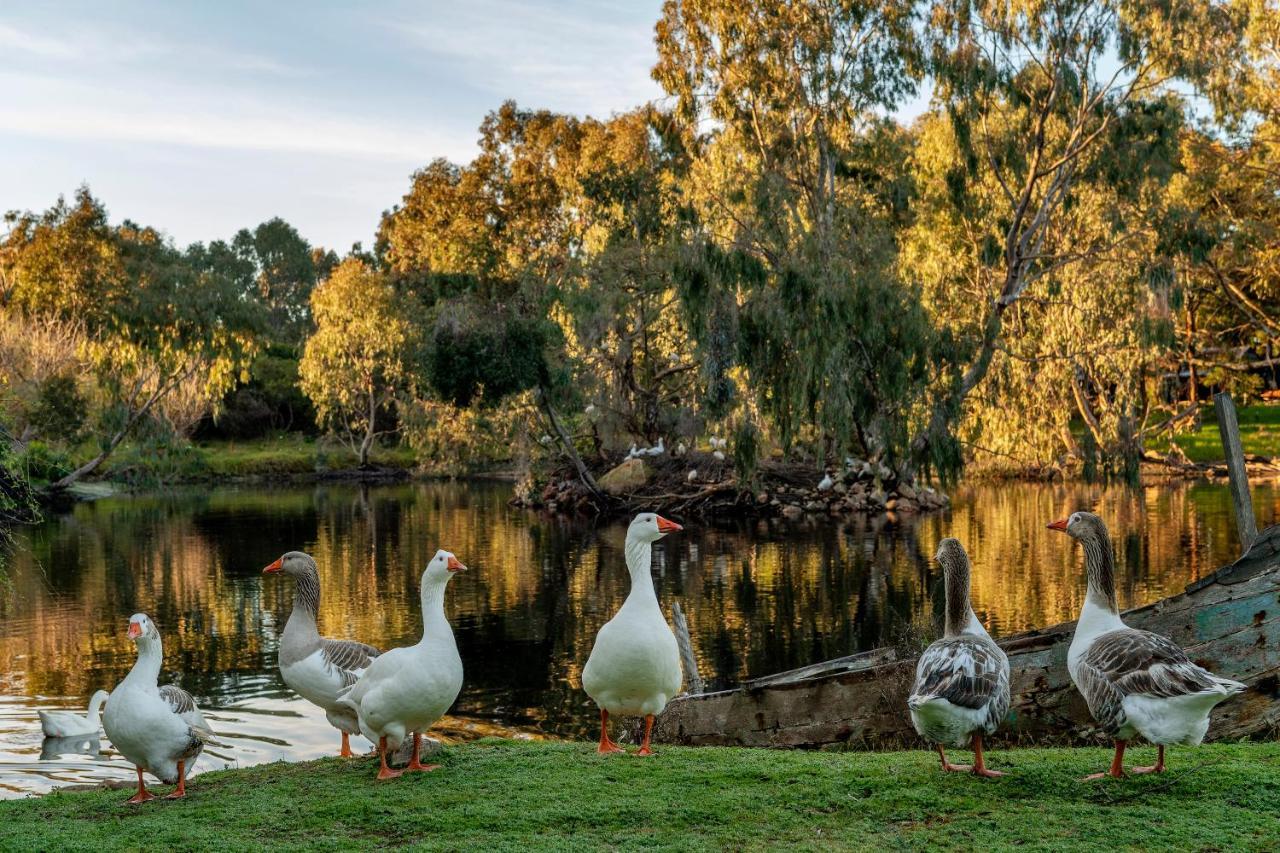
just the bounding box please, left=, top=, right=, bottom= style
left=1, top=478, right=1275, bottom=797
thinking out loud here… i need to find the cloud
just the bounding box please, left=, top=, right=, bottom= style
left=0, top=72, right=472, bottom=164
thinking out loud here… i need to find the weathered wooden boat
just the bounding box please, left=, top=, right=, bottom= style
left=654, top=523, right=1280, bottom=749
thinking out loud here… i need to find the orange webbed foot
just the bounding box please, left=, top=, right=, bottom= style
left=126, top=791, right=156, bottom=805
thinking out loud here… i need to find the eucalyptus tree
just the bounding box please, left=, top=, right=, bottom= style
left=653, top=0, right=933, bottom=469
left=298, top=258, right=412, bottom=467
left=910, top=0, right=1253, bottom=475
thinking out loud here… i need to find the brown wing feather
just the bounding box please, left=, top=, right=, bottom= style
left=911, top=636, right=1010, bottom=719
left=158, top=684, right=197, bottom=715
left=1076, top=628, right=1220, bottom=735
left=321, top=638, right=380, bottom=685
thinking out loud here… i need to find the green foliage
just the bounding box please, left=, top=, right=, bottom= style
left=25, top=374, right=86, bottom=444
left=17, top=440, right=72, bottom=483
left=425, top=304, right=558, bottom=408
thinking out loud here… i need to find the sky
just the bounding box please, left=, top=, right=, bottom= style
left=0, top=0, right=670, bottom=252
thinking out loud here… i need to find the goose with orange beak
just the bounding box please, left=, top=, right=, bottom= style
left=582, top=513, right=685, bottom=756
left=336, top=550, right=467, bottom=779
left=1049, top=511, right=1245, bottom=779
left=101, top=614, right=213, bottom=804
left=262, top=551, right=381, bottom=757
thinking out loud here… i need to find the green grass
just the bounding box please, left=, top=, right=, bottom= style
left=193, top=436, right=417, bottom=478
left=2, top=741, right=1277, bottom=851
left=1158, top=403, right=1280, bottom=463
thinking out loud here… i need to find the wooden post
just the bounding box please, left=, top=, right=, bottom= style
left=1214, top=392, right=1258, bottom=555
left=671, top=601, right=703, bottom=695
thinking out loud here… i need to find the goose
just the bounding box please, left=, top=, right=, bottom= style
left=337, top=550, right=466, bottom=780
left=817, top=473, right=834, bottom=492
left=908, top=539, right=1009, bottom=777
left=675, top=441, right=687, bottom=457
left=627, top=444, right=640, bottom=460
left=102, top=614, right=212, bottom=804
left=712, top=450, right=725, bottom=462
left=585, top=404, right=597, bottom=416
left=39, top=690, right=109, bottom=738
left=263, top=551, right=381, bottom=757
left=582, top=513, right=684, bottom=756
left=1049, top=512, right=1246, bottom=779
left=644, top=438, right=665, bottom=457
left=686, top=469, right=698, bottom=483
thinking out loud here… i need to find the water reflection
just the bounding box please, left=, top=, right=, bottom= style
left=0, top=478, right=1274, bottom=797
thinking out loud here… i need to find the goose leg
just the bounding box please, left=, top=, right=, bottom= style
left=635, top=715, right=655, bottom=757
left=340, top=732, right=354, bottom=758
left=1084, top=739, right=1127, bottom=780
left=1132, top=745, right=1166, bottom=774
left=376, top=736, right=403, bottom=780
left=970, top=734, right=1003, bottom=778
left=405, top=732, right=441, bottom=772
left=164, top=761, right=187, bottom=799
left=596, top=709, right=623, bottom=755
left=126, top=766, right=155, bottom=805
left=936, top=745, right=972, bottom=773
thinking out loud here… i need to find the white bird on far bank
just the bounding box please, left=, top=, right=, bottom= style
left=817, top=473, right=834, bottom=492
left=644, top=438, right=665, bottom=457
left=686, top=469, right=697, bottom=483
left=712, top=450, right=725, bottom=462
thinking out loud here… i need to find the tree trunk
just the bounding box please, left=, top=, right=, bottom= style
left=538, top=387, right=601, bottom=498
left=359, top=383, right=377, bottom=468
left=49, top=391, right=159, bottom=491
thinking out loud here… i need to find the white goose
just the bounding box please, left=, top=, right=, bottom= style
left=263, top=551, right=380, bottom=757
left=337, top=549, right=466, bottom=780
left=101, top=614, right=212, bottom=804
left=1050, top=511, right=1246, bottom=779
left=39, top=690, right=109, bottom=738
left=907, top=538, right=1009, bottom=777
left=582, top=513, right=684, bottom=755
left=817, top=473, right=834, bottom=492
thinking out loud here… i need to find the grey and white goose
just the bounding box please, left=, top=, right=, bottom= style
left=907, top=538, right=1009, bottom=777
left=1049, top=511, right=1246, bottom=779
left=102, top=614, right=212, bottom=804
left=263, top=551, right=381, bottom=757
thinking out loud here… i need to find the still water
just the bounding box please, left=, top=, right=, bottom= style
left=0, top=478, right=1275, bottom=797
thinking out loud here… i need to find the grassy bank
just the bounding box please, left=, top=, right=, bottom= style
left=2, top=741, right=1277, bottom=851
left=1161, top=402, right=1280, bottom=463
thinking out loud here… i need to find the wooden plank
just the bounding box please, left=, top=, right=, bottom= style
left=671, top=601, right=703, bottom=695
left=1215, top=391, right=1258, bottom=554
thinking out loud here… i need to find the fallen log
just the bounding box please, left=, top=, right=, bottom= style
left=654, top=525, right=1280, bottom=750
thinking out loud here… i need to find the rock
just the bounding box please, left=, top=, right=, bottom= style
left=897, top=483, right=916, bottom=500
left=804, top=500, right=825, bottom=512
left=895, top=498, right=918, bottom=512
left=781, top=505, right=804, bottom=520
left=834, top=482, right=847, bottom=495
left=869, top=489, right=886, bottom=507
left=756, top=492, right=770, bottom=505
left=597, top=458, right=650, bottom=495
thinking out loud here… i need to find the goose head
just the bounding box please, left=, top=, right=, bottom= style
left=422, top=549, right=467, bottom=586
left=934, top=537, right=969, bottom=573
left=126, top=613, right=160, bottom=643
left=628, top=512, right=683, bottom=544
left=262, top=550, right=318, bottom=578
left=1047, top=510, right=1109, bottom=544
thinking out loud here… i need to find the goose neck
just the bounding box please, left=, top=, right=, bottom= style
left=285, top=569, right=321, bottom=637
left=1080, top=534, right=1119, bottom=614
left=943, top=563, right=973, bottom=638
left=418, top=579, right=454, bottom=644
left=86, top=692, right=108, bottom=725
left=624, top=535, right=658, bottom=604
left=122, top=635, right=163, bottom=688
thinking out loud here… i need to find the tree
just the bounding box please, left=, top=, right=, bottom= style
left=1, top=188, right=263, bottom=489
left=910, top=0, right=1252, bottom=475
left=299, top=258, right=412, bottom=467
left=653, top=0, right=934, bottom=469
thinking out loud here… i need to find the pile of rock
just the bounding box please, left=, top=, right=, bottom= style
left=766, top=476, right=949, bottom=521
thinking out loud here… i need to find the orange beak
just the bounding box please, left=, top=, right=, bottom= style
left=656, top=516, right=683, bottom=533
left=263, top=557, right=283, bottom=574
left=127, top=622, right=141, bottom=639
left=446, top=556, right=467, bottom=572
left=1047, top=518, right=1069, bottom=531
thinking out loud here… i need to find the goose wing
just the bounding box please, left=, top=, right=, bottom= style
left=321, top=638, right=381, bottom=688
left=158, top=685, right=213, bottom=741
left=911, top=637, right=1010, bottom=721
left=1076, top=628, right=1222, bottom=734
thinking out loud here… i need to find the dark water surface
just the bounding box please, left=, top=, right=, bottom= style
left=1, top=478, right=1275, bottom=797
